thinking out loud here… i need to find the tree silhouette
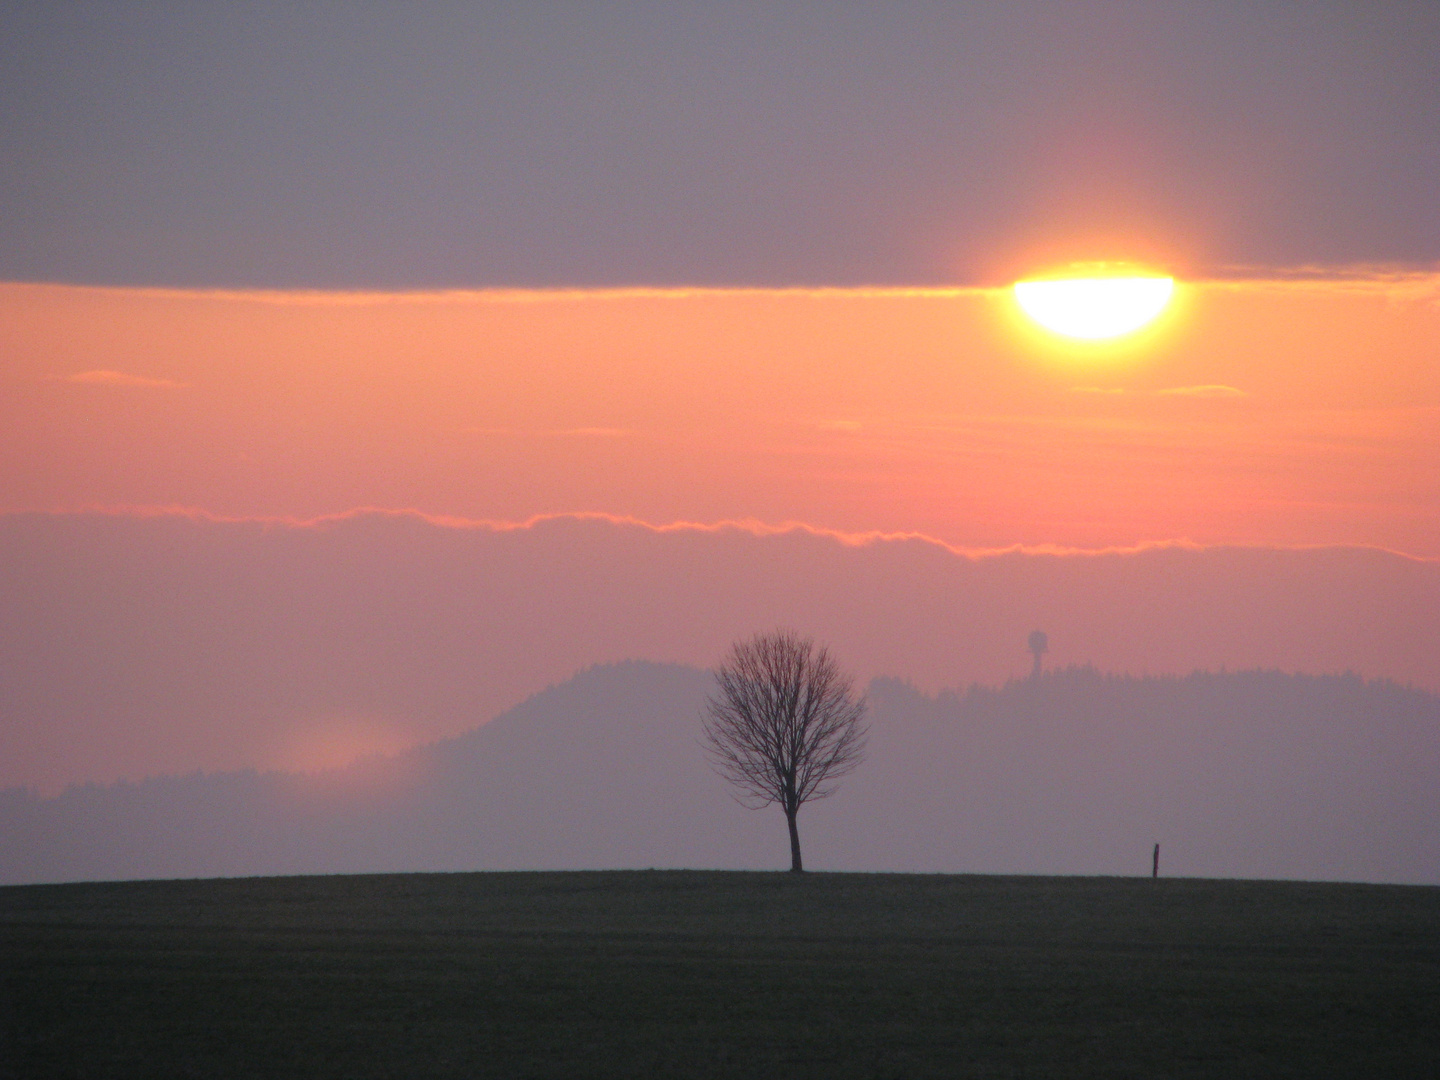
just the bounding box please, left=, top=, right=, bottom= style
left=1028, top=630, right=1049, bottom=678
left=703, top=631, right=868, bottom=872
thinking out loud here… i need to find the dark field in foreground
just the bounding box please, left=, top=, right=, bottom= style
left=2, top=872, right=1438, bottom=1079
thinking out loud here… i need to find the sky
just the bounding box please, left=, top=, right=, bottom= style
left=3, top=276, right=1438, bottom=554
left=2, top=3, right=1438, bottom=793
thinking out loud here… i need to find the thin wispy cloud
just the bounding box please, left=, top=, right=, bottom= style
left=1157, top=385, right=1248, bottom=398
left=57, top=369, right=186, bottom=389
left=461, top=426, right=636, bottom=438
left=22, top=284, right=990, bottom=308
left=1209, top=263, right=1440, bottom=287
left=1070, top=385, right=1248, bottom=399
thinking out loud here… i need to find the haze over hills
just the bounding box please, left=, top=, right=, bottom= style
left=3, top=661, right=1436, bottom=887
left=2, top=510, right=1436, bottom=794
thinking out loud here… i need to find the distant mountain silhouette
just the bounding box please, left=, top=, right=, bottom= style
left=3, top=663, right=1436, bottom=886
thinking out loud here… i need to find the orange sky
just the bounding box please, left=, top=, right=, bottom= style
left=1, top=275, right=1437, bottom=555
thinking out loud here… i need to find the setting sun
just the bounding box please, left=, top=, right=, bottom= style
left=1013, top=274, right=1175, bottom=340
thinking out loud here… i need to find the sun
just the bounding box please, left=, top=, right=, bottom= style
left=1013, top=271, right=1175, bottom=341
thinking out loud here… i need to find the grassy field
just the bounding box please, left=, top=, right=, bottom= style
left=1, top=870, right=1438, bottom=1079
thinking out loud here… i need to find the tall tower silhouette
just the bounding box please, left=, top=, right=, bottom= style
left=1027, top=630, right=1048, bottom=678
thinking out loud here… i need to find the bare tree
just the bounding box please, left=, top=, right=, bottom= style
left=703, top=631, right=867, bottom=872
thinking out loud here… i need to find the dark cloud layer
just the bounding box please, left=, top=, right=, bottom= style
left=3, top=2, right=1436, bottom=288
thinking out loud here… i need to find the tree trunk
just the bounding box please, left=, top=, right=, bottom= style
left=786, top=807, right=803, bottom=872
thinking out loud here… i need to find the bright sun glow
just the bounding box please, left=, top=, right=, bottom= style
left=1013, top=275, right=1175, bottom=340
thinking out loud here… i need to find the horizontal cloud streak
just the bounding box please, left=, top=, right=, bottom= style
left=8, top=272, right=1439, bottom=304
left=56, top=369, right=185, bottom=389
left=460, top=427, right=637, bottom=439
left=1158, top=384, right=1248, bottom=398
left=6, top=283, right=996, bottom=306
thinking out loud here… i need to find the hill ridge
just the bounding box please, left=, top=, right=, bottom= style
left=2, top=663, right=1436, bottom=886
